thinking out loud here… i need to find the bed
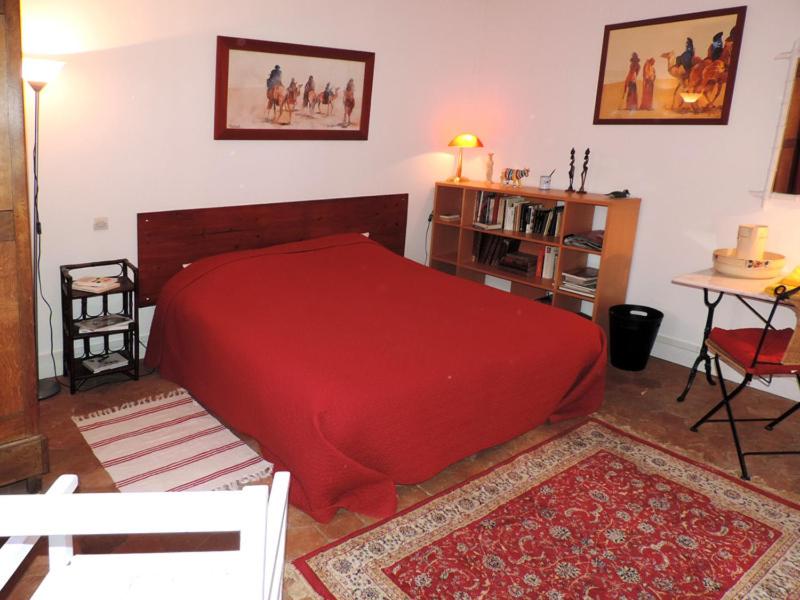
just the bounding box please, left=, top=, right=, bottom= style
left=140, top=195, right=606, bottom=522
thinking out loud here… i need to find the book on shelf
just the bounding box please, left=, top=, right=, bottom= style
left=474, top=233, right=520, bottom=266
left=548, top=205, right=564, bottom=237
left=564, top=230, right=604, bottom=251
left=542, top=246, right=559, bottom=279
left=535, top=246, right=545, bottom=278
left=439, top=213, right=460, bottom=222
left=559, top=272, right=598, bottom=296
left=503, top=197, right=521, bottom=231
left=473, top=194, right=563, bottom=236
left=498, top=251, right=537, bottom=267
left=77, top=314, right=132, bottom=334
left=490, top=238, right=507, bottom=265
left=558, top=281, right=597, bottom=298
left=561, top=266, right=599, bottom=285
left=72, top=276, right=120, bottom=293
left=474, top=191, right=505, bottom=230
left=497, top=251, right=538, bottom=275
left=82, top=352, right=129, bottom=374
left=473, top=221, right=503, bottom=230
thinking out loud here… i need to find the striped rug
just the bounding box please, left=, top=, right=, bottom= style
left=72, top=388, right=273, bottom=492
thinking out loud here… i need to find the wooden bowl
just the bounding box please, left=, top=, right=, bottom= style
left=712, top=248, right=785, bottom=279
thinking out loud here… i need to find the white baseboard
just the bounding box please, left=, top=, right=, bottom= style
left=652, top=333, right=800, bottom=402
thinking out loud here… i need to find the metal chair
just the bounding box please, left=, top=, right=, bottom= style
left=690, top=284, right=800, bottom=480
left=0, top=472, right=290, bottom=599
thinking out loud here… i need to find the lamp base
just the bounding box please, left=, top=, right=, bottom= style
left=38, top=377, right=60, bottom=401
left=446, top=176, right=470, bottom=183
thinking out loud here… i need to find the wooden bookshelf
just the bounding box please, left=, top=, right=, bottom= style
left=430, top=181, right=641, bottom=334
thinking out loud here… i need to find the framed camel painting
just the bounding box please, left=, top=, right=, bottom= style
left=214, top=36, right=375, bottom=140
left=593, top=6, right=746, bottom=125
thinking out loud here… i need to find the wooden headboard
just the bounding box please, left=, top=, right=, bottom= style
left=137, top=193, right=408, bottom=307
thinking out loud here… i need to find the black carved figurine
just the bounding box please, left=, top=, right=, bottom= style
left=565, top=148, right=575, bottom=192
left=577, top=148, right=590, bottom=194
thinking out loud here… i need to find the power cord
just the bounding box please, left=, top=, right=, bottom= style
left=139, top=338, right=156, bottom=376
left=424, top=212, right=432, bottom=265
left=33, top=173, right=58, bottom=385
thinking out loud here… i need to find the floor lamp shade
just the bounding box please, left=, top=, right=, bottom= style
left=23, top=57, right=64, bottom=400
left=22, top=58, right=64, bottom=91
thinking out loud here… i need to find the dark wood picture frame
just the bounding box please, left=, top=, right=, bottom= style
left=593, top=6, right=746, bottom=125
left=214, top=36, right=375, bottom=140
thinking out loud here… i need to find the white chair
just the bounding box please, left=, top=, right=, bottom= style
left=0, top=472, right=290, bottom=599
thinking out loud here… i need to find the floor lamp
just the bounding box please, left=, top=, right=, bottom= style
left=22, top=58, right=64, bottom=400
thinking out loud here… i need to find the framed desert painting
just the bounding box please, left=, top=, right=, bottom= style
left=593, top=6, right=746, bottom=125
left=214, top=36, right=375, bottom=140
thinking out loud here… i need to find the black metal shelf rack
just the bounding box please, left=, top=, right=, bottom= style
left=59, top=259, right=140, bottom=394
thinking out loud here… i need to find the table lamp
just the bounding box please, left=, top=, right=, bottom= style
left=23, top=57, right=64, bottom=400
left=447, top=133, right=483, bottom=183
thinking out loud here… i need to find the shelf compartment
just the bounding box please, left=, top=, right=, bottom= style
left=69, top=323, right=134, bottom=340
left=458, top=259, right=554, bottom=291
left=561, top=244, right=601, bottom=255
left=556, top=288, right=597, bottom=301
left=465, top=225, right=559, bottom=246
left=431, top=251, right=458, bottom=266
left=553, top=293, right=594, bottom=319
left=430, top=260, right=457, bottom=276
left=69, top=349, right=137, bottom=382
left=430, top=221, right=459, bottom=261
left=69, top=276, right=135, bottom=300
left=511, top=283, right=552, bottom=301
left=434, top=185, right=464, bottom=221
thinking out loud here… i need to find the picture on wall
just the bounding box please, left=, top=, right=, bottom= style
left=214, top=36, right=375, bottom=140
left=593, top=6, right=746, bottom=125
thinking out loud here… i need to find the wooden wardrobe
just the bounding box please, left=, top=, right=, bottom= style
left=0, top=0, right=47, bottom=490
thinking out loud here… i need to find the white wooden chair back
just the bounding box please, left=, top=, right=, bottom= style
left=0, top=472, right=290, bottom=600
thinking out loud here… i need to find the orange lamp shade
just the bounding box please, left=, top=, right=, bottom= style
left=448, top=133, right=483, bottom=148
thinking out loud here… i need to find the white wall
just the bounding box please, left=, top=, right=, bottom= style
left=21, top=1, right=800, bottom=401
left=466, top=0, right=800, bottom=401
left=21, top=0, right=484, bottom=367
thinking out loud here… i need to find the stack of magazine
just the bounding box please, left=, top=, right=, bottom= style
left=82, top=352, right=128, bottom=373
left=77, top=314, right=132, bottom=334
left=72, top=276, right=120, bottom=293
left=563, top=231, right=604, bottom=251
left=559, top=266, right=599, bottom=298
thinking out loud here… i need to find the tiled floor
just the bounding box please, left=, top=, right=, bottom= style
left=1, top=357, right=799, bottom=599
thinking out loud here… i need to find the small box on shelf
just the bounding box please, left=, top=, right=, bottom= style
left=60, top=259, right=140, bottom=394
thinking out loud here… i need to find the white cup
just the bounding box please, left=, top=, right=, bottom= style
left=539, top=175, right=552, bottom=190
left=735, top=225, right=768, bottom=260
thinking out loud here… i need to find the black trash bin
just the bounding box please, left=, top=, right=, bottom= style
left=608, top=305, right=664, bottom=371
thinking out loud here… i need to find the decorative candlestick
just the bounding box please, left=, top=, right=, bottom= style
left=577, top=148, right=590, bottom=194
left=565, top=148, right=575, bottom=192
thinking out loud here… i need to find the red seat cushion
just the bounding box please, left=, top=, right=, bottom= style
left=708, top=327, right=799, bottom=375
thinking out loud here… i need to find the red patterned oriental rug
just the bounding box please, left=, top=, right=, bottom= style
left=295, top=419, right=800, bottom=599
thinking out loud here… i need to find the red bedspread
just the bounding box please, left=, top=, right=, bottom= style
left=145, top=234, right=606, bottom=522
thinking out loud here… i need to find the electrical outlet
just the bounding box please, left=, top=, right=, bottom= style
left=93, top=217, right=109, bottom=231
